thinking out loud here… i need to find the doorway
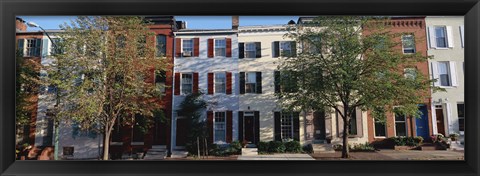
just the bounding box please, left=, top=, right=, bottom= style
left=435, top=105, right=446, bottom=135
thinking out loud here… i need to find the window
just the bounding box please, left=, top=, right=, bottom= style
left=281, top=113, right=294, bottom=140
left=25, top=38, right=41, bottom=57
left=215, top=72, right=226, bottom=94
left=214, top=112, right=226, bottom=143
left=245, top=72, right=257, bottom=93
left=214, top=39, right=226, bottom=57
left=435, top=26, right=447, bottom=48
left=280, top=41, right=292, bottom=57
left=457, top=103, right=465, bottom=132
left=404, top=68, right=417, bottom=80
left=182, top=39, right=193, bottom=57
left=402, top=35, right=416, bottom=53
left=374, top=118, right=386, bottom=137
left=245, top=43, right=256, bottom=58
left=394, top=112, right=407, bottom=136
left=281, top=71, right=298, bottom=93
left=181, top=73, right=193, bottom=95
left=63, top=147, right=74, bottom=156
left=156, top=35, right=167, bottom=57
left=155, top=70, right=166, bottom=94
left=438, top=62, right=451, bottom=86
left=349, top=111, right=357, bottom=136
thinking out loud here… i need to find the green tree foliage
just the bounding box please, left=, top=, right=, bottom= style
left=178, top=92, right=209, bottom=156
left=277, top=16, right=439, bottom=158
left=47, top=16, right=169, bottom=160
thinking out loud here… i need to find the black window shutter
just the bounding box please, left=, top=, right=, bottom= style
left=274, top=71, right=281, bottom=93
left=273, top=41, right=280, bottom=57
left=36, top=39, right=42, bottom=57
left=256, top=72, right=262, bottom=94
left=293, top=112, right=300, bottom=141
left=239, top=72, right=245, bottom=94
left=255, top=42, right=261, bottom=58
left=291, top=41, right=297, bottom=57
left=254, top=111, right=260, bottom=145
left=274, top=112, right=281, bottom=141
left=238, top=111, right=244, bottom=142
left=239, top=43, right=245, bottom=59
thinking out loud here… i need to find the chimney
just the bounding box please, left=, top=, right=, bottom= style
left=16, top=17, right=26, bottom=32
left=232, top=16, right=239, bottom=30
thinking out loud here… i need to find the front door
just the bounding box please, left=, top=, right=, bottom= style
left=416, top=105, right=430, bottom=139
left=313, top=111, right=326, bottom=141
left=153, top=118, right=168, bottom=145
left=176, top=118, right=188, bottom=146
left=435, top=108, right=446, bottom=135
left=244, top=116, right=255, bottom=143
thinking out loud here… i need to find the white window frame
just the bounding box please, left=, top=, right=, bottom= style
left=25, top=38, right=40, bottom=57
left=245, top=72, right=257, bottom=94
left=373, top=118, right=387, bottom=138
left=438, top=61, right=452, bottom=87
left=214, top=72, right=226, bottom=94
left=401, top=34, right=416, bottom=54
left=181, top=73, right=193, bottom=95
left=279, top=41, right=292, bottom=57
left=434, top=26, right=448, bottom=48
left=280, top=112, right=294, bottom=141
left=245, top=42, right=256, bottom=58
left=214, top=111, right=227, bottom=144
left=214, top=39, right=226, bottom=57
left=182, top=39, right=193, bottom=57
left=394, top=112, right=407, bottom=137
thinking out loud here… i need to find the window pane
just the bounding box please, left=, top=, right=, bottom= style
left=156, top=35, right=167, bottom=57
left=246, top=72, right=256, bottom=83
left=183, top=39, right=193, bottom=56
left=215, top=39, right=226, bottom=56
left=181, top=74, right=192, bottom=94
left=395, top=123, right=407, bottom=136
left=214, top=112, right=226, bottom=143
left=374, top=120, right=386, bottom=137
left=215, top=73, right=226, bottom=93
left=402, top=35, right=415, bottom=53
left=245, top=43, right=256, bottom=58
left=349, top=112, right=357, bottom=135
left=435, top=27, right=447, bottom=48
left=281, top=113, right=293, bottom=140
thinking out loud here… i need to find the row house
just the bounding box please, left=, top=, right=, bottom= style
left=425, top=16, right=465, bottom=142
left=171, top=26, right=239, bottom=152
left=364, top=17, right=434, bottom=146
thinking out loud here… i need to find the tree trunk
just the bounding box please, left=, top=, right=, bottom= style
left=102, top=130, right=111, bottom=160
left=53, top=120, right=59, bottom=160
left=341, top=106, right=350, bottom=158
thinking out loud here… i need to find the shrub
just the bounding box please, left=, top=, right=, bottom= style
left=350, top=142, right=375, bottom=152
left=449, top=133, right=459, bottom=141
left=390, top=136, right=423, bottom=147
left=257, top=141, right=269, bottom=154
left=284, top=141, right=302, bottom=153
left=302, top=144, right=313, bottom=154
left=268, top=141, right=286, bottom=153
left=227, top=141, right=242, bottom=155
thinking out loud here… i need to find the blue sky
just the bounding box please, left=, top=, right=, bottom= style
left=18, top=16, right=299, bottom=31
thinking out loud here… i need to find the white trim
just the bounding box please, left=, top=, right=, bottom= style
left=446, top=26, right=454, bottom=48
left=460, top=25, right=464, bottom=48
left=449, top=61, right=458, bottom=86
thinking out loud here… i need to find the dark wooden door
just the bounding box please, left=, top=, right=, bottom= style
left=176, top=118, right=188, bottom=146
left=435, top=109, right=446, bottom=135
left=314, top=111, right=326, bottom=140
left=244, top=116, right=255, bottom=143
left=153, top=119, right=168, bottom=145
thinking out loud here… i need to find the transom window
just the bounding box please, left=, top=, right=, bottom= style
left=26, top=39, right=41, bottom=57
left=280, top=41, right=292, bottom=57
left=374, top=118, right=386, bottom=137
left=181, top=73, right=193, bottom=95
left=215, top=72, right=226, bottom=94
left=215, top=39, right=226, bottom=57
left=434, top=26, right=447, bottom=48
left=394, top=112, right=407, bottom=137
left=245, top=72, right=257, bottom=93
left=402, top=35, right=416, bottom=54
left=438, top=62, right=451, bottom=86
left=281, top=113, right=294, bottom=140
left=245, top=43, right=256, bottom=58
left=182, top=39, right=193, bottom=57
left=457, top=103, right=465, bottom=132
left=214, top=112, right=226, bottom=143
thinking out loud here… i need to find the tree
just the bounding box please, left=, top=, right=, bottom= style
left=178, top=92, right=208, bottom=157
left=15, top=48, right=42, bottom=145
left=47, top=16, right=168, bottom=160
left=277, top=16, right=438, bottom=158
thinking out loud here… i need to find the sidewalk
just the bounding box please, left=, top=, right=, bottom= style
left=237, top=153, right=315, bottom=160
left=310, top=150, right=464, bottom=160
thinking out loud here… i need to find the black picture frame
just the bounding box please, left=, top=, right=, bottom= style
left=1, top=0, right=479, bottom=176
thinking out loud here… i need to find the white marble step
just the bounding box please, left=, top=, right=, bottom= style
left=242, top=148, right=258, bottom=156
left=312, top=144, right=335, bottom=153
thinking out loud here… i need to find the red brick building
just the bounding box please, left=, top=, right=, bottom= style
left=366, top=17, right=433, bottom=147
